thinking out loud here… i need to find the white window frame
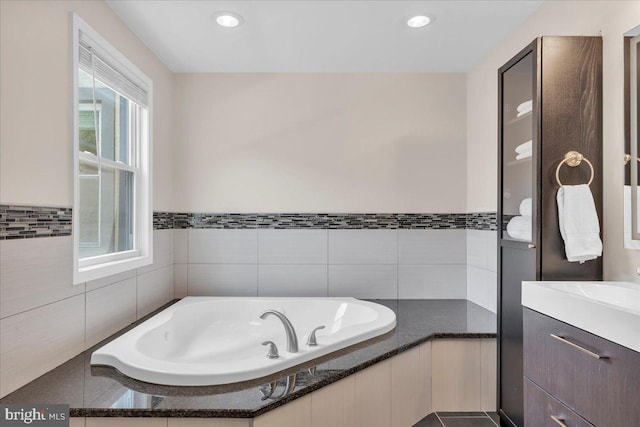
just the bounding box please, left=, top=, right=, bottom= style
left=72, top=14, right=153, bottom=285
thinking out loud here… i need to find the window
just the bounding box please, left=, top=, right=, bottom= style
left=73, top=14, right=152, bottom=284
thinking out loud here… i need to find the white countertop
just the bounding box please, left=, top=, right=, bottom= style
left=522, top=281, right=640, bottom=353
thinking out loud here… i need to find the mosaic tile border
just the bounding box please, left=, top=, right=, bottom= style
left=161, top=211, right=497, bottom=231
left=0, top=205, right=72, bottom=240
left=0, top=206, right=496, bottom=239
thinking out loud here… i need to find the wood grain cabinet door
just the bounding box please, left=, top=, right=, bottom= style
left=523, top=308, right=640, bottom=427
left=524, top=378, right=594, bottom=427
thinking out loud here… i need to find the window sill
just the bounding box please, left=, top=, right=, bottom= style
left=74, top=253, right=153, bottom=285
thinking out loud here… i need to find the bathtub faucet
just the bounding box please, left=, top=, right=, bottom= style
left=259, top=310, right=299, bottom=353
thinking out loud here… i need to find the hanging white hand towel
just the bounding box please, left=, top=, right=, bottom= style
left=557, top=184, right=602, bottom=263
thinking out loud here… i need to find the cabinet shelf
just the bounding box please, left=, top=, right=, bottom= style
left=505, top=110, right=532, bottom=126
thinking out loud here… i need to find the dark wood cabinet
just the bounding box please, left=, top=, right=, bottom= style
left=523, top=308, right=640, bottom=427
left=524, top=379, right=594, bottom=427
left=497, top=37, right=603, bottom=427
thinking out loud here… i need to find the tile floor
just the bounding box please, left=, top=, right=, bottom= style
left=414, top=412, right=501, bottom=427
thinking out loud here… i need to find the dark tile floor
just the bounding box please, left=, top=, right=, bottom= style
left=414, top=412, right=500, bottom=427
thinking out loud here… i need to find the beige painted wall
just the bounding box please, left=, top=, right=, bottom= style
left=0, top=0, right=174, bottom=210
left=172, top=73, right=466, bottom=213
left=466, top=0, right=640, bottom=281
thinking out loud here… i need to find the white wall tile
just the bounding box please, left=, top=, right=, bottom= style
left=188, top=229, right=257, bottom=264
left=258, top=229, right=327, bottom=264
left=174, top=229, right=188, bottom=264
left=138, top=229, right=174, bottom=275
left=137, top=265, right=174, bottom=319
left=258, top=265, right=327, bottom=297
left=467, top=265, right=497, bottom=313
left=399, top=230, right=466, bottom=264
left=85, top=278, right=137, bottom=349
left=328, top=230, right=397, bottom=264
left=174, top=264, right=188, bottom=299
left=466, top=230, right=497, bottom=272
left=188, top=264, right=257, bottom=296
left=398, top=264, right=466, bottom=299
left=328, top=265, right=397, bottom=299
left=86, top=269, right=136, bottom=292
left=0, top=237, right=83, bottom=319
left=0, top=294, right=85, bottom=398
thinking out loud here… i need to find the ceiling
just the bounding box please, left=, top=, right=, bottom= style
left=107, top=0, right=543, bottom=73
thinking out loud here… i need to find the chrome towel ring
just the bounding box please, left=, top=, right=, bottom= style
left=555, top=151, right=594, bottom=186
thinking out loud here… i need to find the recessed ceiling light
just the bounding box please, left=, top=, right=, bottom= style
left=407, top=15, right=431, bottom=28
left=215, top=12, right=243, bottom=28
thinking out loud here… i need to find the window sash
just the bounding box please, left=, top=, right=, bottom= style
left=78, top=42, right=149, bottom=108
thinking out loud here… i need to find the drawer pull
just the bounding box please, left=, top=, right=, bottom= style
left=550, top=415, right=568, bottom=427
left=550, top=334, right=609, bottom=359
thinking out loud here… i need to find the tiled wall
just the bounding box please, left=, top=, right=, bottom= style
left=0, top=229, right=175, bottom=398
left=466, top=230, right=498, bottom=312
left=174, top=229, right=468, bottom=300
left=0, top=208, right=497, bottom=398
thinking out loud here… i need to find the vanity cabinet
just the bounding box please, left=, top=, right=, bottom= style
left=497, top=37, right=603, bottom=427
left=523, top=308, right=640, bottom=427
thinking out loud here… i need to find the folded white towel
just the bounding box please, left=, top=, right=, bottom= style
left=516, top=151, right=532, bottom=160
left=517, top=100, right=532, bottom=113
left=557, top=184, right=602, bottom=263
left=507, top=216, right=532, bottom=241
left=515, top=140, right=532, bottom=155
left=516, top=109, right=532, bottom=118
left=519, top=198, right=532, bottom=216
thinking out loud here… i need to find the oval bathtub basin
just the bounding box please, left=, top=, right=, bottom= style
left=91, top=297, right=397, bottom=386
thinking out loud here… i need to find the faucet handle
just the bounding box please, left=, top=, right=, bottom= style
left=262, top=341, right=279, bottom=359
left=306, top=325, right=325, bottom=347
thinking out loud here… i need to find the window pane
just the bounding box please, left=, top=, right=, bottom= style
left=79, top=162, right=100, bottom=247
left=78, top=70, right=133, bottom=165
left=79, top=164, right=134, bottom=259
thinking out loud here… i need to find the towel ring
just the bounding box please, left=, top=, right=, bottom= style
left=555, top=151, right=594, bottom=187
left=624, top=154, right=640, bottom=165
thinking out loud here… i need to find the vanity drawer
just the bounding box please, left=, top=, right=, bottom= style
left=524, top=378, right=594, bottom=427
left=523, top=308, right=640, bottom=427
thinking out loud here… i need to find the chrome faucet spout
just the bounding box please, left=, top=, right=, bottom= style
left=259, top=310, right=299, bottom=353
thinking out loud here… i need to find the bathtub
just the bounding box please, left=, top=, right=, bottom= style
left=91, top=297, right=397, bottom=386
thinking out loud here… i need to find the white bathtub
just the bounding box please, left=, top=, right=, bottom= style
left=91, top=297, right=397, bottom=386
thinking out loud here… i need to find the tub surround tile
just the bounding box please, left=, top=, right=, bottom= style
left=174, top=230, right=189, bottom=264
left=137, top=229, right=175, bottom=275
left=188, top=229, right=258, bottom=264
left=0, top=294, right=85, bottom=398
left=0, top=300, right=496, bottom=417
left=466, top=266, right=497, bottom=314
left=328, top=265, right=398, bottom=299
left=398, top=230, right=466, bottom=265
left=86, top=269, right=137, bottom=292
left=258, top=229, right=327, bottom=264
left=398, top=265, right=467, bottom=299
left=188, top=264, right=258, bottom=296
left=174, top=264, right=188, bottom=299
left=0, top=236, right=83, bottom=319
left=258, top=265, right=327, bottom=297
left=328, top=230, right=398, bottom=264
left=137, top=265, right=174, bottom=319
left=86, top=278, right=137, bottom=349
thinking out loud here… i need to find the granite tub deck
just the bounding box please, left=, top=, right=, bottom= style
left=1, top=299, right=496, bottom=418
